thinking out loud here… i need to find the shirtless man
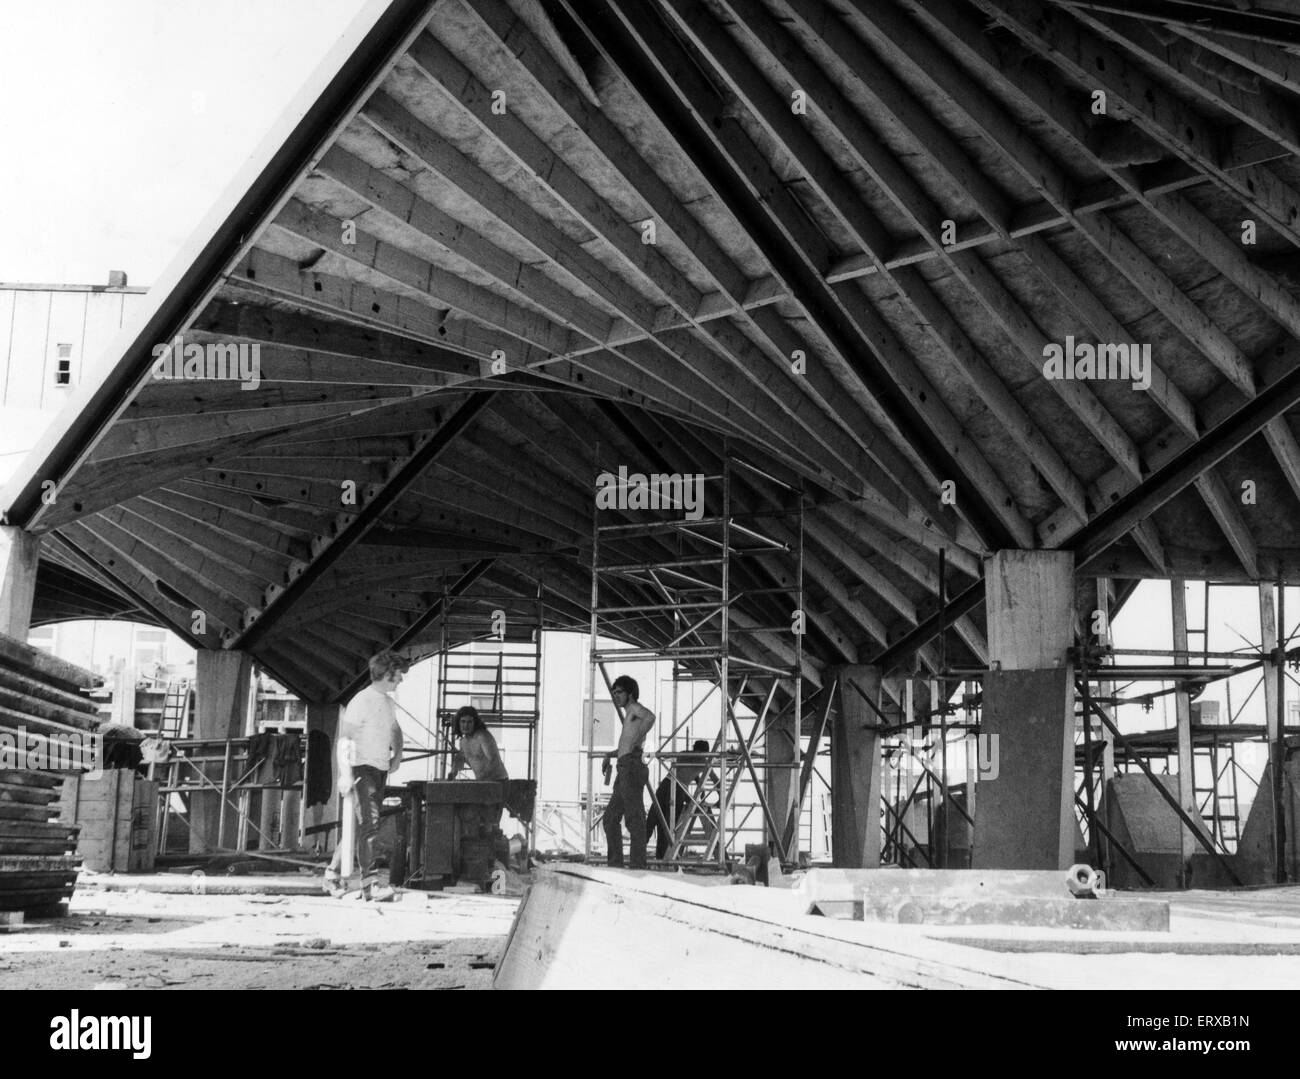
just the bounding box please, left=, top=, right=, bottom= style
left=451, top=705, right=509, bottom=782
left=602, top=675, right=656, bottom=869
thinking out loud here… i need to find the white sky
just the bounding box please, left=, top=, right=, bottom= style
left=0, top=0, right=370, bottom=285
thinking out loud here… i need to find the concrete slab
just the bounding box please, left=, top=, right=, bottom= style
left=815, top=896, right=1168, bottom=931
left=802, top=868, right=1169, bottom=930
left=494, top=865, right=1044, bottom=989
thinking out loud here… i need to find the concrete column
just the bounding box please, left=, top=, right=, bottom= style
left=189, top=650, right=255, bottom=853
left=1171, top=580, right=1197, bottom=884
left=1091, top=578, right=1117, bottom=877
left=110, top=660, right=136, bottom=727
left=974, top=550, right=1076, bottom=870
left=1259, top=584, right=1287, bottom=883
left=831, top=665, right=882, bottom=868
left=1095, top=579, right=1117, bottom=786
left=765, top=698, right=799, bottom=861
left=0, top=527, right=40, bottom=641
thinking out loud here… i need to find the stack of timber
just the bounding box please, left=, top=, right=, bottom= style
left=0, top=632, right=102, bottom=913
left=0, top=770, right=82, bottom=911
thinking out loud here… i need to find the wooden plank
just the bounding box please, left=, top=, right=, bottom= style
left=0, top=665, right=100, bottom=717
left=0, top=678, right=124, bottom=733
left=1071, top=213, right=1257, bottom=397
left=1172, top=24, right=1300, bottom=95
left=402, top=33, right=710, bottom=321
left=0, top=769, right=77, bottom=789
left=975, top=0, right=1300, bottom=250
left=618, top=0, right=1029, bottom=547
left=691, top=0, right=1097, bottom=522
left=0, top=855, right=81, bottom=874
left=1192, top=471, right=1260, bottom=578
left=0, top=701, right=105, bottom=745
left=0, top=820, right=79, bottom=839
left=0, top=839, right=77, bottom=856
left=1079, top=15, right=1300, bottom=161
left=63, top=519, right=249, bottom=636
left=87, top=398, right=407, bottom=465
left=0, top=782, right=59, bottom=805
left=0, top=803, right=60, bottom=823
left=0, top=634, right=99, bottom=692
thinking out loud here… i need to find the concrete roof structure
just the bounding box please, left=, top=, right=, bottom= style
left=5, top=0, right=1300, bottom=706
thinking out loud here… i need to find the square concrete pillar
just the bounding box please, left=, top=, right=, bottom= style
left=765, top=699, right=799, bottom=861
left=189, top=650, right=255, bottom=853
left=0, top=527, right=40, bottom=641
left=973, top=551, right=1076, bottom=870
left=831, top=665, right=883, bottom=868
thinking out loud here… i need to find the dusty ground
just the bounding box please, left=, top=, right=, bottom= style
left=0, top=879, right=520, bottom=990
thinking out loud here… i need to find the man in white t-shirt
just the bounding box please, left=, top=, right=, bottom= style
left=323, top=650, right=408, bottom=901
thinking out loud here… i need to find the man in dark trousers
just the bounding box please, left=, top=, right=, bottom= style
left=645, top=739, right=711, bottom=860
left=323, top=650, right=408, bottom=901
left=602, top=675, right=655, bottom=869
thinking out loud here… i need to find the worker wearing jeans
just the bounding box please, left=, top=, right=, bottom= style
left=324, top=650, right=408, bottom=901
left=348, top=764, right=387, bottom=887
left=603, top=675, right=656, bottom=870
left=604, top=750, right=649, bottom=868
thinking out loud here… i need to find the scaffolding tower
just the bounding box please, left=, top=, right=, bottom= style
left=583, top=453, right=804, bottom=869
left=425, top=580, right=543, bottom=843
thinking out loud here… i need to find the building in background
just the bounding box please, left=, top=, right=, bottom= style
left=0, top=273, right=148, bottom=484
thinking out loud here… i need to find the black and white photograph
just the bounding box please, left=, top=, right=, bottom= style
left=1, top=0, right=1299, bottom=1029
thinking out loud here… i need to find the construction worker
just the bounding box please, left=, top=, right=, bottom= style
left=323, top=650, right=408, bottom=901
left=450, top=705, right=509, bottom=782
left=645, top=739, right=712, bottom=860
left=602, top=675, right=655, bottom=869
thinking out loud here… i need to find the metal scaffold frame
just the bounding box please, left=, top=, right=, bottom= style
left=582, top=451, right=804, bottom=869
left=150, top=735, right=312, bottom=862
left=418, top=577, right=544, bottom=846
left=878, top=681, right=983, bottom=870
left=936, top=576, right=1300, bottom=888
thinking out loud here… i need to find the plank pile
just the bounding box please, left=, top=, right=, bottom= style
left=0, top=632, right=102, bottom=914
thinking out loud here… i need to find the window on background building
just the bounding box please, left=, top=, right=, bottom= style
left=133, top=627, right=167, bottom=668
left=54, top=344, right=72, bottom=386
left=582, top=699, right=618, bottom=749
